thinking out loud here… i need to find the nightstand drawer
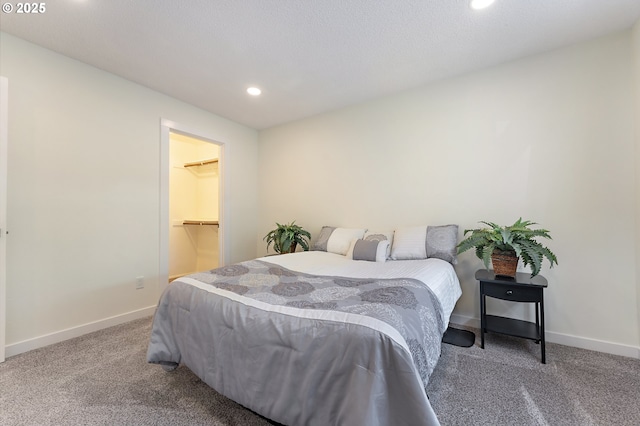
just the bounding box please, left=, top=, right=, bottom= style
left=482, top=282, right=541, bottom=302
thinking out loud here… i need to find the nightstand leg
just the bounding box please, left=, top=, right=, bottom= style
left=540, top=299, right=546, bottom=364
left=480, top=292, right=485, bottom=349
left=535, top=302, right=540, bottom=344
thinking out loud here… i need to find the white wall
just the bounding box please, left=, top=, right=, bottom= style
left=258, top=31, right=639, bottom=355
left=0, top=33, right=259, bottom=351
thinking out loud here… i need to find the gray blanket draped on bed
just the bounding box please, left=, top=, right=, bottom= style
left=147, top=259, right=445, bottom=425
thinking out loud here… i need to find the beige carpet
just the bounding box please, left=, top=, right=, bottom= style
left=1, top=317, right=639, bottom=425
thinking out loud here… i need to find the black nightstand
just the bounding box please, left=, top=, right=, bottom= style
left=476, top=269, right=548, bottom=363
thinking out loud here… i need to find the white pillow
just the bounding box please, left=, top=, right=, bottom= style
left=347, top=238, right=390, bottom=262
left=326, top=228, right=366, bottom=255
left=390, top=226, right=427, bottom=260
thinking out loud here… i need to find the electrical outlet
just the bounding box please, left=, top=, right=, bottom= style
left=136, top=276, right=144, bottom=289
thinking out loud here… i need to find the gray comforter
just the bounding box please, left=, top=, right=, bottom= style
left=147, top=259, right=445, bottom=425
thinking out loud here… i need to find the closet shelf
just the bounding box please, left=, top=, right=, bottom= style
left=183, top=220, right=219, bottom=226
left=184, top=158, right=218, bottom=168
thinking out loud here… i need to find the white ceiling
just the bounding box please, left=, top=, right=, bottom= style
left=1, top=0, right=639, bottom=129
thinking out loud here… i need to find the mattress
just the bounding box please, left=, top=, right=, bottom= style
left=258, top=251, right=461, bottom=326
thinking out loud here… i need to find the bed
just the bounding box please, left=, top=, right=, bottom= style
left=148, top=238, right=461, bottom=425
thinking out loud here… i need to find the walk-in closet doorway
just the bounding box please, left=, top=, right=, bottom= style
left=159, top=120, right=225, bottom=296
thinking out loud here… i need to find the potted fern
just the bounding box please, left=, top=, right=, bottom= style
left=263, top=221, right=311, bottom=254
left=457, top=218, right=558, bottom=277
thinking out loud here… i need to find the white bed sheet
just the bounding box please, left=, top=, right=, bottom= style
left=257, top=251, right=462, bottom=326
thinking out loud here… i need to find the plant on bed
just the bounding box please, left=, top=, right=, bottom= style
left=263, top=221, right=311, bottom=254
left=456, top=218, right=557, bottom=277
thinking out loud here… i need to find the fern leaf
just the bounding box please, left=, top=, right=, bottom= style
left=519, top=240, right=543, bottom=276
left=482, top=244, right=494, bottom=270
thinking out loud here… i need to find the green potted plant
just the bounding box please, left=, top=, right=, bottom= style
left=263, top=221, right=311, bottom=254
left=457, top=218, right=558, bottom=277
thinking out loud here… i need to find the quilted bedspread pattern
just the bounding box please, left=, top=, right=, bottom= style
left=148, top=259, right=446, bottom=425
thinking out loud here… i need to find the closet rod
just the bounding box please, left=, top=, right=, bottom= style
left=183, top=158, right=218, bottom=168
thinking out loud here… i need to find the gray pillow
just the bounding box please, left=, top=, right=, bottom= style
left=352, top=239, right=380, bottom=261
left=364, top=232, right=393, bottom=259
left=311, top=226, right=336, bottom=251
left=426, top=225, right=459, bottom=264
left=349, top=238, right=390, bottom=262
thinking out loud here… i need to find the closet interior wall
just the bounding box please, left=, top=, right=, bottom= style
left=169, top=133, right=219, bottom=281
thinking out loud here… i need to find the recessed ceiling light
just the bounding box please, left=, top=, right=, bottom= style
left=470, top=0, right=495, bottom=10
left=247, top=87, right=262, bottom=96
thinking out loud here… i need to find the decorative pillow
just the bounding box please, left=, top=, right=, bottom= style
left=347, top=238, right=390, bottom=262
left=326, top=228, right=366, bottom=255
left=311, top=226, right=337, bottom=251
left=426, top=224, right=459, bottom=264
left=363, top=230, right=394, bottom=259
left=390, top=226, right=428, bottom=260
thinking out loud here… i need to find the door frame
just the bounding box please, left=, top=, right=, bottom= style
left=0, top=76, right=8, bottom=363
left=159, top=119, right=227, bottom=295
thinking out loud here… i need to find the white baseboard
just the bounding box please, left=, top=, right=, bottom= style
left=4, top=306, right=156, bottom=358
left=544, top=331, right=640, bottom=359
left=5, top=309, right=639, bottom=360
left=449, top=314, right=640, bottom=360
left=449, top=313, right=480, bottom=329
